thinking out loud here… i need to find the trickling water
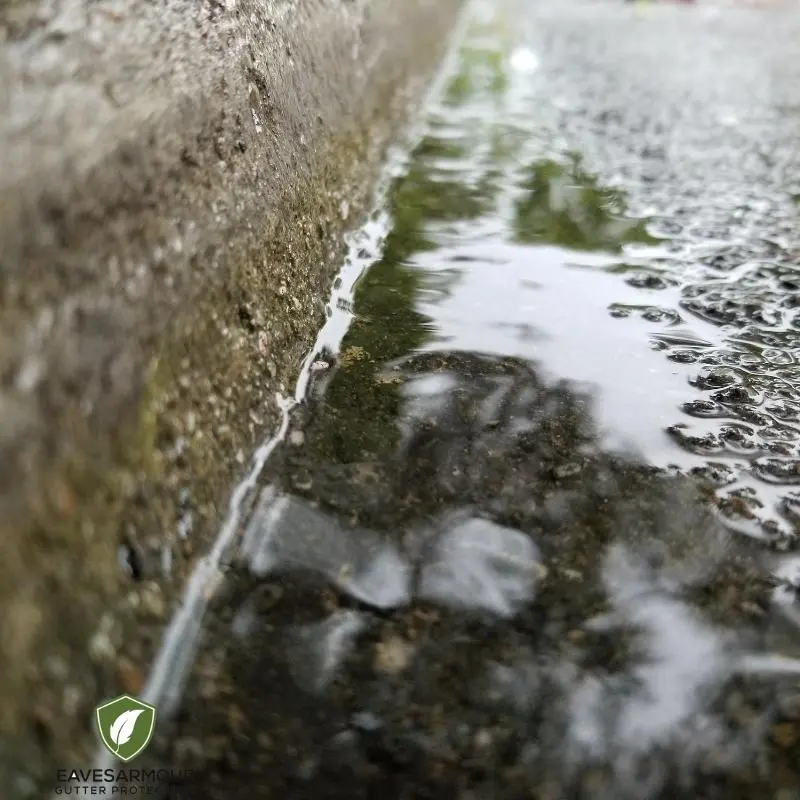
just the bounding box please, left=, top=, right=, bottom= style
left=160, top=1, right=800, bottom=798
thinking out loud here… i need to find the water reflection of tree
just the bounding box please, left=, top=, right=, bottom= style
left=512, top=156, right=658, bottom=253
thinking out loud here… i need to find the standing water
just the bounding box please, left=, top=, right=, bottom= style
left=161, top=1, right=800, bottom=797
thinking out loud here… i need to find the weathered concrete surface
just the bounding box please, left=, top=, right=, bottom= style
left=0, top=0, right=464, bottom=794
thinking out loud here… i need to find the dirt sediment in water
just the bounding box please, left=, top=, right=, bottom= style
left=0, top=0, right=464, bottom=794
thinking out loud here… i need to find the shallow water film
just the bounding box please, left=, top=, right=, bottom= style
left=163, top=1, right=800, bottom=797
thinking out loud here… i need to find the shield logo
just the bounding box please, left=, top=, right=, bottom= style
left=95, top=694, right=157, bottom=762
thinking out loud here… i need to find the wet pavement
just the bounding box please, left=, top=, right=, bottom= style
left=152, top=0, right=800, bottom=797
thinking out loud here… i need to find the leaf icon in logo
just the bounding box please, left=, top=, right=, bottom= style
left=108, top=709, right=145, bottom=754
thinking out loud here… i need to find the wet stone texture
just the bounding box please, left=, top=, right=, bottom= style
left=151, top=0, right=800, bottom=798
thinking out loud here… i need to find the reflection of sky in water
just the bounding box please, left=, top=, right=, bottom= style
left=286, top=611, right=369, bottom=694
left=569, top=545, right=731, bottom=755
left=413, top=238, right=693, bottom=461
left=241, top=488, right=543, bottom=619
left=238, top=487, right=800, bottom=786
left=411, top=236, right=792, bottom=527
left=419, top=516, right=541, bottom=617
left=241, top=486, right=412, bottom=610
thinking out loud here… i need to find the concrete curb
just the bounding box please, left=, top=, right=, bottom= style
left=0, top=0, right=464, bottom=794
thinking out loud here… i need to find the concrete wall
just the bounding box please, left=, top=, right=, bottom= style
left=0, top=0, right=464, bottom=794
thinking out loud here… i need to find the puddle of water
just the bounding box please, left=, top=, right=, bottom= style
left=163, top=1, right=800, bottom=798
